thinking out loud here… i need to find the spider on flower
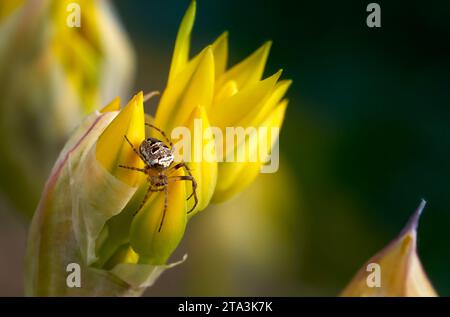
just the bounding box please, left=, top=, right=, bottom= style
left=119, top=123, right=198, bottom=232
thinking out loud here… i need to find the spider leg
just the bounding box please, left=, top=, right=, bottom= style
left=145, top=123, right=174, bottom=149
left=168, top=162, right=185, bottom=173
left=168, top=175, right=198, bottom=214
left=143, top=91, right=160, bottom=102
left=134, top=184, right=163, bottom=216
left=169, top=162, right=197, bottom=200
left=158, top=186, right=169, bottom=232
left=118, top=165, right=147, bottom=174
left=123, top=134, right=146, bottom=162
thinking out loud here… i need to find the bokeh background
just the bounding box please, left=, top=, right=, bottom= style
left=1, top=0, right=450, bottom=296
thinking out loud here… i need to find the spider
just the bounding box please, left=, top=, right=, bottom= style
left=118, top=123, right=198, bottom=232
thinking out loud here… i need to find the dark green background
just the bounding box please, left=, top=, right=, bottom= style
left=113, top=0, right=450, bottom=295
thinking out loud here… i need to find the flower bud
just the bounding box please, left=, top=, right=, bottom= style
left=0, top=0, right=134, bottom=217
left=341, top=200, right=437, bottom=297
left=26, top=94, right=185, bottom=296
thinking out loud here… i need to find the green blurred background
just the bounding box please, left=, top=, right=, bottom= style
left=1, top=0, right=450, bottom=296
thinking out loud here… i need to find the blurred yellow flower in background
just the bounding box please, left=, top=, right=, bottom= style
left=0, top=0, right=134, bottom=217
left=167, top=163, right=304, bottom=296
left=341, top=200, right=437, bottom=297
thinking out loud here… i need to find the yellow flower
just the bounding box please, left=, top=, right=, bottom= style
left=26, top=1, right=291, bottom=296
left=0, top=0, right=134, bottom=217
left=341, top=200, right=437, bottom=297
left=26, top=93, right=187, bottom=295
left=154, top=0, right=290, bottom=204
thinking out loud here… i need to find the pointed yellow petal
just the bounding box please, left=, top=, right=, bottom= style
left=100, top=96, right=121, bottom=113
left=211, top=70, right=281, bottom=129
left=263, top=99, right=288, bottom=133
left=216, top=41, right=272, bottom=91
left=167, top=0, right=196, bottom=85
left=96, top=92, right=145, bottom=186
left=155, top=47, right=215, bottom=133
left=214, top=79, right=239, bottom=105
left=129, top=168, right=187, bottom=265
left=341, top=200, right=437, bottom=297
left=175, top=47, right=215, bottom=124
left=213, top=162, right=260, bottom=203
left=212, top=101, right=287, bottom=202
left=239, top=79, right=292, bottom=127
left=211, top=31, right=228, bottom=78
left=155, top=47, right=209, bottom=130
left=184, top=106, right=218, bottom=214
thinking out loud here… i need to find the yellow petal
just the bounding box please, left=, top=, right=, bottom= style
left=211, top=70, right=282, bottom=129
left=216, top=41, right=272, bottom=91
left=211, top=31, right=228, bottom=79
left=167, top=0, right=196, bottom=85
left=213, top=163, right=260, bottom=204
left=103, top=244, right=139, bottom=270
left=341, top=200, right=437, bottom=297
left=214, top=79, right=239, bottom=105
left=212, top=101, right=287, bottom=202
left=184, top=106, right=218, bottom=214
left=100, top=96, right=121, bottom=113
left=155, top=47, right=215, bottom=133
left=174, top=48, right=215, bottom=127
left=155, top=47, right=208, bottom=130
left=96, top=92, right=145, bottom=186
left=239, top=79, right=292, bottom=128
left=129, top=168, right=187, bottom=265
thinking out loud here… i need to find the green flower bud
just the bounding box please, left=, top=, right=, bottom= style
left=26, top=95, right=185, bottom=296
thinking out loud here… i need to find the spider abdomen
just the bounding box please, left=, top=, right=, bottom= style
left=139, top=138, right=174, bottom=169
